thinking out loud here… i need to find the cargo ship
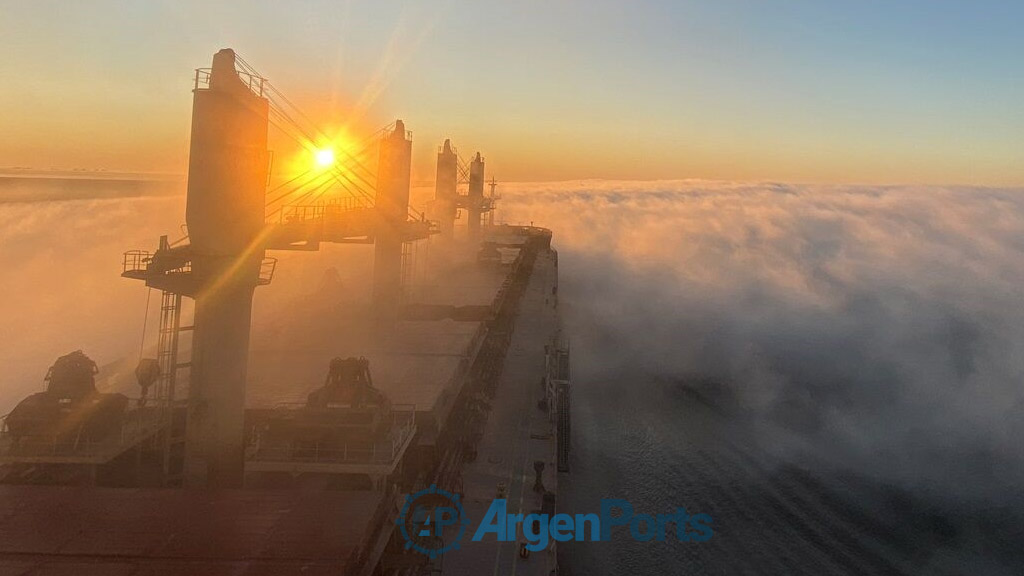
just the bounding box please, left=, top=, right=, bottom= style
left=0, top=49, right=571, bottom=576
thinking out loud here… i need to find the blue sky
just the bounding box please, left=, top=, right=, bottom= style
left=1, top=0, right=1021, bottom=183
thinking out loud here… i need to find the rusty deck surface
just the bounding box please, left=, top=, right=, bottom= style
left=0, top=485, right=383, bottom=575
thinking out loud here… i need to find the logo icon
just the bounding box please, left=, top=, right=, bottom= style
left=396, top=484, right=469, bottom=558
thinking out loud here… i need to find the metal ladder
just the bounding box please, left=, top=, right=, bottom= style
left=155, top=290, right=192, bottom=486
left=400, top=241, right=414, bottom=302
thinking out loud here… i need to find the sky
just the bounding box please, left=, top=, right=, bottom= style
left=1, top=0, right=1022, bottom=185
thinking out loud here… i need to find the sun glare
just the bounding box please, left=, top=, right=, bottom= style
left=315, top=148, right=335, bottom=168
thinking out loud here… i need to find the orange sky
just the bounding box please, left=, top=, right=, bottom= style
left=1, top=1, right=1022, bottom=186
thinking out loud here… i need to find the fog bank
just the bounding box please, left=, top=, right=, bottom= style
left=499, top=180, right=1024, bottom=502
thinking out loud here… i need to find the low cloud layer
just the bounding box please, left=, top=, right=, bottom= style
left=2, top=178, right=1022, bottom=504
left=499, top=180, right=1024, bottom=501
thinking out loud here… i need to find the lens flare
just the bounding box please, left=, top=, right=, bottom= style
left=314, top=148, right=335, bottom=168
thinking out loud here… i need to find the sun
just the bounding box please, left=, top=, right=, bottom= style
left=314, top=148, right=335, bottom=168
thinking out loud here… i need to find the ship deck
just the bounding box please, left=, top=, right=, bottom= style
left=441, top=247, right=562, bottom=576
left=0, top=227, right=560, bottom=575
left=246, top=231, right=532, bottom=439
left=0, top=486, right=388, bottom=575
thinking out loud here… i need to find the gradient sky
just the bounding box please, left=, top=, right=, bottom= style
left=1, top=0, right=1022, bottom=185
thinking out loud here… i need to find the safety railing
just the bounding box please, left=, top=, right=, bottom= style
left=123, top=250, right=193, bottom=277
left=247, top=405, right=416, bottom=466
left=0, top=403, right=168, bottom=462
left=278, top=198, right=367, bottom=224
left=258, top=257, right=278, bottom=286
left=193, top=67, right=266, bottom=97
left=122, top=250, right=152, bottom=274
left=384, top=125, right=413, bottom=141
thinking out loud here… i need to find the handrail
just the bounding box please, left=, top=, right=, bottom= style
left=122, top=250, right=193, bottom=276
left=247, top=406, right=416, bottom=465
left=278, top=198, right=367, bottom=223
left=268, top=402, right=417, bottom=412
left=0, top=403, right=168, bottom=460
left=193, top=67, right=266, bottom=97
left=384, top=126, right=413, bottom=141
left=122, top=250, right=152, bottom=274
left=258, top=257, right=277, bottom=286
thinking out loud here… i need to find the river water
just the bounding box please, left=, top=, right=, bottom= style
left=558, top=368, right=1024, bottom=574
